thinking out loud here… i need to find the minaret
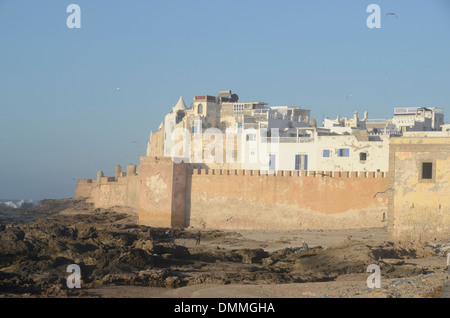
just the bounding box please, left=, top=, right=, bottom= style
left=172, top=96, right=187, bottom=112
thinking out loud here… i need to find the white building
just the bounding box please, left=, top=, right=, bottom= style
left=392, top=107, right=444, bottom=132
left=148, top=91, right=446, bottom=174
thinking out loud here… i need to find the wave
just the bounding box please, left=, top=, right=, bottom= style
left=0, top=199, right=40, bottom=209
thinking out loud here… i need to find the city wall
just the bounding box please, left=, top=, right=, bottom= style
left=75, top=157, right=389, bottom=231
left=187, top=168, right=388, bottom=230
left=388, top=137, right=450, bottom=241
left=75, top=164, right=140, bottom=210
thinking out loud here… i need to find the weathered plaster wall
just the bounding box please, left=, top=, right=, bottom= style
left=74, top=179, right=97, bottom=199
left=75, top=176, right=140, bottom=209
left=138, top=156, right=188, bottom=228
left=187, top=169, right=388, bottom=230
left=316, top=135, right=389, bottom=172
left=388, top=137, right=450, bottom=241
left=76, top=158, right=388, bottom=231
left=148, top=128, right=164, bottom=157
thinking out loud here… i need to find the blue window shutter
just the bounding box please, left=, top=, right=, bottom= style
left=270, top=154, right=276, bottom=170
left=344, top=149, right=349, bottom=157
left=295, top=155, right=299, bottom=170
left=304, top=155, right=308, bottom=170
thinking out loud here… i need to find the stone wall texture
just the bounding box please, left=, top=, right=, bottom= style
left=75, top=157, right=389, bottom=231
left=388, top=137, right=450, bottom=241
left=186, top=169, right=388, bottom=230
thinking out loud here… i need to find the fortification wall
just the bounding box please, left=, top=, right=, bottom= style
left=74, top=165, right=140, bottom=210
left=187, top=169, right=388, bottom=230
left=138, top=157, right=188, bottom=228
left=75, top=157, right=389, bottom=231
left=74, top=179, right=97, bottom=199
left=388, top=138, right=450, bottom=241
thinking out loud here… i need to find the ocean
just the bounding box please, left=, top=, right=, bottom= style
left=0, top=199, right=40, bottom=209
left=0, top=199, right=40, bottom=222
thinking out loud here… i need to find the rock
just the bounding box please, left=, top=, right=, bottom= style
left=366, top=289, right=392, bottom=298
left=164, top=276, right=181, bottom=288
left=235, top=249, right=269, bottom=264
left=382, top=258, right=405, bottom=266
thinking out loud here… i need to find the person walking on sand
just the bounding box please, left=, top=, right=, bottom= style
left=196, top=231, right=201, bottom=245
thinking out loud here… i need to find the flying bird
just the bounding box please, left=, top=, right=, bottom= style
left=226, top=217, right=233, bottom=222
left=346, top=93, right=351, bottom=100
left=386, top=13, right=397, bottom=18
left=374, top=188, right=394, bottom=198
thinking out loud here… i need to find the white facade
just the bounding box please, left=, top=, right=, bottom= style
left=392, top=107, right=444, bottom=132
left=239, top=128, right=389, bottom=172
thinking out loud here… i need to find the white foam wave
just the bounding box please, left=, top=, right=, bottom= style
left=0, top=199, right=40, bottom=209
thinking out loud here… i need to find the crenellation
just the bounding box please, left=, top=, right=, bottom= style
left=127, top=164, right=137, bottom=176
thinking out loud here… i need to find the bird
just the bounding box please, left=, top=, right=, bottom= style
left=116, top=87, right=121, bottom=91
left=386, top=12, right=397, bottom=18
left=346, top=93, right=351, bottom=100
left=374, top=188, right=394, bottom=198
left=226, top=217, right=233, bottom=222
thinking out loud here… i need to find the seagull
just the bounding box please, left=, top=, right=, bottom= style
left=374, top=188, right=394, bottom=198
left=116, top=87, right=121, bottom=91
left=226, top=217, right=233, bottom=222
left=346, top=93, right=351, bottom=100
left=386, top=13, right=397, bottom=18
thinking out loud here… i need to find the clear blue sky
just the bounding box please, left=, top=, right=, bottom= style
left=1, top=0, right=449, bottom=200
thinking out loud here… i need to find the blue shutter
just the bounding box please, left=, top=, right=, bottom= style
left=304, top=155, right=308, bottom=170
left=269, top=154, right=276, bottom=170
left=344, top=149, right=349, bottom=157
left=295, top=155, right=300, bottom=170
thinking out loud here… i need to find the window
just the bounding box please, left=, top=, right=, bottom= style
left=337, top=148, right=349, bottom=157
left=269, top=154, right=276, bottom=170
left=246, top=134, right=256, bottom=141
left=323, top=150, right=330, bottom=157
left=422, top=162, right=432, bottom=179
left=295, top=154, right=308, bottom=170
left=360, top=152, right=367, bottom=161
left=197, top=103, right=203, bottom=115
left=237, top=122, right=242, bottom=133
left=233, top=104, right=244, bottom=115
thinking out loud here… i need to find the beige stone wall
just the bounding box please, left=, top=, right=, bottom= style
left=74, top=179, right=97, bottom=199
left=138, top=156, right=188, bottom=228
left=187, top=169, right=388, bottom=230
left=149, top=128, right=164, bottom=157
left=388, top=137, right=450, bottom=241
left=74, top=175, right=139, bottom=209
left=75, top=159, right=389, bottom=231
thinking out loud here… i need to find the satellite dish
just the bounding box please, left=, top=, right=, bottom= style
left=230, top=94, right=239, bottom=102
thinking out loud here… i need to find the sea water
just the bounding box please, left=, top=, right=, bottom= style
left=0, top=199, right=40, bottom=222
left=0, top=199, right=40, bottom=209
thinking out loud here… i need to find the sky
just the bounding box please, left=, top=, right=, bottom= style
left=0, top=0, right=449, bottom=200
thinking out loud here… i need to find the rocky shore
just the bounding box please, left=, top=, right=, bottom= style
left=0, top=199, right=448, bottom=298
